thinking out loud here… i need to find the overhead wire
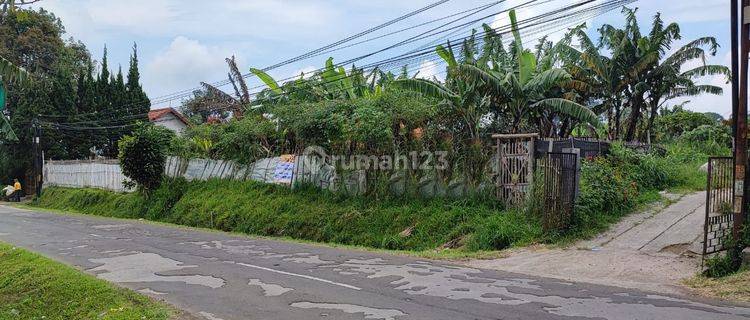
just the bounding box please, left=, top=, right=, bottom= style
left=149, top=0, right=454, bottom=102
left=40, top=0, right=633, bottom=127
left=39, top=0, right=537, bottom=120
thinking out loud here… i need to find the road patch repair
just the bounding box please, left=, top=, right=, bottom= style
left=467, top=192, right=707, bottom=294
left=1, top=204, right=750, bottom=319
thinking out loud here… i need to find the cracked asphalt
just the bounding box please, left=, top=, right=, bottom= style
left=1, top=204, right=749, bottom=320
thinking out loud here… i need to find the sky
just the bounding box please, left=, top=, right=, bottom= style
left=28, top=0, right=731, bottom=116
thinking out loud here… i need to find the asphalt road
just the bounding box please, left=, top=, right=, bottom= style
left=1, top=204, right=749, bottom=320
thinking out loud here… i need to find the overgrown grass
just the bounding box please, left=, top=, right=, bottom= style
left=0, top=242, right=178, bottom=320
left=36, top=181, right=542, bottom=252
left=684, top=269, right=750, bottom=302
left=33, top=141, right=720, bottom=253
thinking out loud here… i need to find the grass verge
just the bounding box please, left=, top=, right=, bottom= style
left=33, top=181, right=543, bottom=252
left=0, top=242, right=181, bottom=320
left=684, top=270, right=750, bottom=303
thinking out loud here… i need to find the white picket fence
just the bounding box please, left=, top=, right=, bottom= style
left=43, top=159, right=134, bottom=192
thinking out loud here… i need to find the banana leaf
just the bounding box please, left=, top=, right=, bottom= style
left=249, top=68, right=282, bottom=95
left=0, top=116, right=17, bottom=142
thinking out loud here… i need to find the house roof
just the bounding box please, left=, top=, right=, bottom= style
left=148, top=108, right=191, bottom=126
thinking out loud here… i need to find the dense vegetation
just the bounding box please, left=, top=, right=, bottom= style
left=32, top=7, right=733, bottom=253
left=173, top=8, right=727, bottom=192
left=0, top=242, right=177, bottom=319
left=37, top=136, right=726, bottom=252
left=0, top=7, right=150, bottom=183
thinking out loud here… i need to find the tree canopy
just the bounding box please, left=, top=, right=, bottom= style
left=0, top=7, right=150, bottom=182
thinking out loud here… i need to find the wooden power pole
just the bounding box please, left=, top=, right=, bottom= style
left=32, top=118, right=42, bottom=198
left=733, top=0, right=749, bottom=241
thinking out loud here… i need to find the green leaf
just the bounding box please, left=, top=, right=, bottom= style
left=436, top=44, right=457, bottom=68
left=0, top=55, right=30, bottom=85
left=249, top=68, right=282, bottom=95
left=531, top=98, right=600, bottom=126
left=518, top=51, right=536, bottom=85
left=391, top=78, right=458, bottom=103
left=457, top=64, right=506, bottom=94
left=509, top=9, right=523, bottom=51
left=337, top=66, right=357, bottom=99
left=523, top=68, right=571, bottom=94
left=681, top=65, right=731, bottom=81
left=0, top=115, right=17, bottom=142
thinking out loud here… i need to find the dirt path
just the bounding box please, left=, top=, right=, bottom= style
left=465, top=192, right=706, bottom=294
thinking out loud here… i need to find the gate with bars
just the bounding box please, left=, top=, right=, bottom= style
left=535, top=152, right=579, bottom=232
left=703, top=157, right=735, bottom=257
left=494, top=133, right=538, bottom=205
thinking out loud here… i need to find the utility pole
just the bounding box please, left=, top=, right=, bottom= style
left=733, top=0, right=741, bottom=138
left=733, top=0, right=750, bottom=244
left=31, top=118, right=42, bottom=198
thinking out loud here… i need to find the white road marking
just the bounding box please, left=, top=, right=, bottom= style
left=234, top=262, right=361, bottom=291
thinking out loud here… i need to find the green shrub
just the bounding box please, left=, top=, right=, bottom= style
left=655, top=108, right=717, bottom=141
left=704, top=253, right=739, bottom=278
left=572, top=155, right=638, bottom=238
left=118, top=124, right=174, bottom=192
left=680, top=124, right=731, bottom=148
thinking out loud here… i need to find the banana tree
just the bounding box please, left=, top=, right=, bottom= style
left=1, top=54, right=31, bottom=142
left=639, top=14, right=729, bottom=141
left=252, top=57, right=388, bottom=105
left=472, top=10, right=600, bottom=133
left=561, top=20, right=656, bottom=140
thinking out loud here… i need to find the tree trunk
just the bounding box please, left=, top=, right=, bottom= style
left=559, top=118, right=571, bottom=138
left=614, top=104, right=622, bottom=140
left=606, top=106, right=614, bottom=140
left=625, top=102, right=642, bottom=142
left=644, top=99, right=660, bottom=142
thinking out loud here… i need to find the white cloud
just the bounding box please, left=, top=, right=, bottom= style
left=145, top=36, right=236, bottom=101
left=634, top=0, right=726, bottom=24
left=224, top=1, right=339, bottom=28
left=86, top=0, right=179, bottom=33
left=415, top=60, right=443, bottom=81
left=26, top=0, right=732, bottom=103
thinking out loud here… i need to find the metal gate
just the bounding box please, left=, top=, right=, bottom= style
left=703, top=157, right=735, bottom=256
left=494, top=133, right=538, bottom=205
left=536, top=152, right=579, bottom=232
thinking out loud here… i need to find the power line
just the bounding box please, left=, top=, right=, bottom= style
left=40, top=0, right=632, bottom=123
left=149, top=0, right=541, bottom=105
left=44, top=0, right=541, bottom=115
left=149, top=0, right=454, bottom=102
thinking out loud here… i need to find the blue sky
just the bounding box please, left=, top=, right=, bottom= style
left=29, top=0, right=730, bottom=116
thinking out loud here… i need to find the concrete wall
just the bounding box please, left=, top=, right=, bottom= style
left=153, top=113, right=188, bottom=134
left=44, top=159, right=134, bottom=193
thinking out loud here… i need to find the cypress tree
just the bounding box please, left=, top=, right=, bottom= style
left=126, top=43, right=150, bottom=117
